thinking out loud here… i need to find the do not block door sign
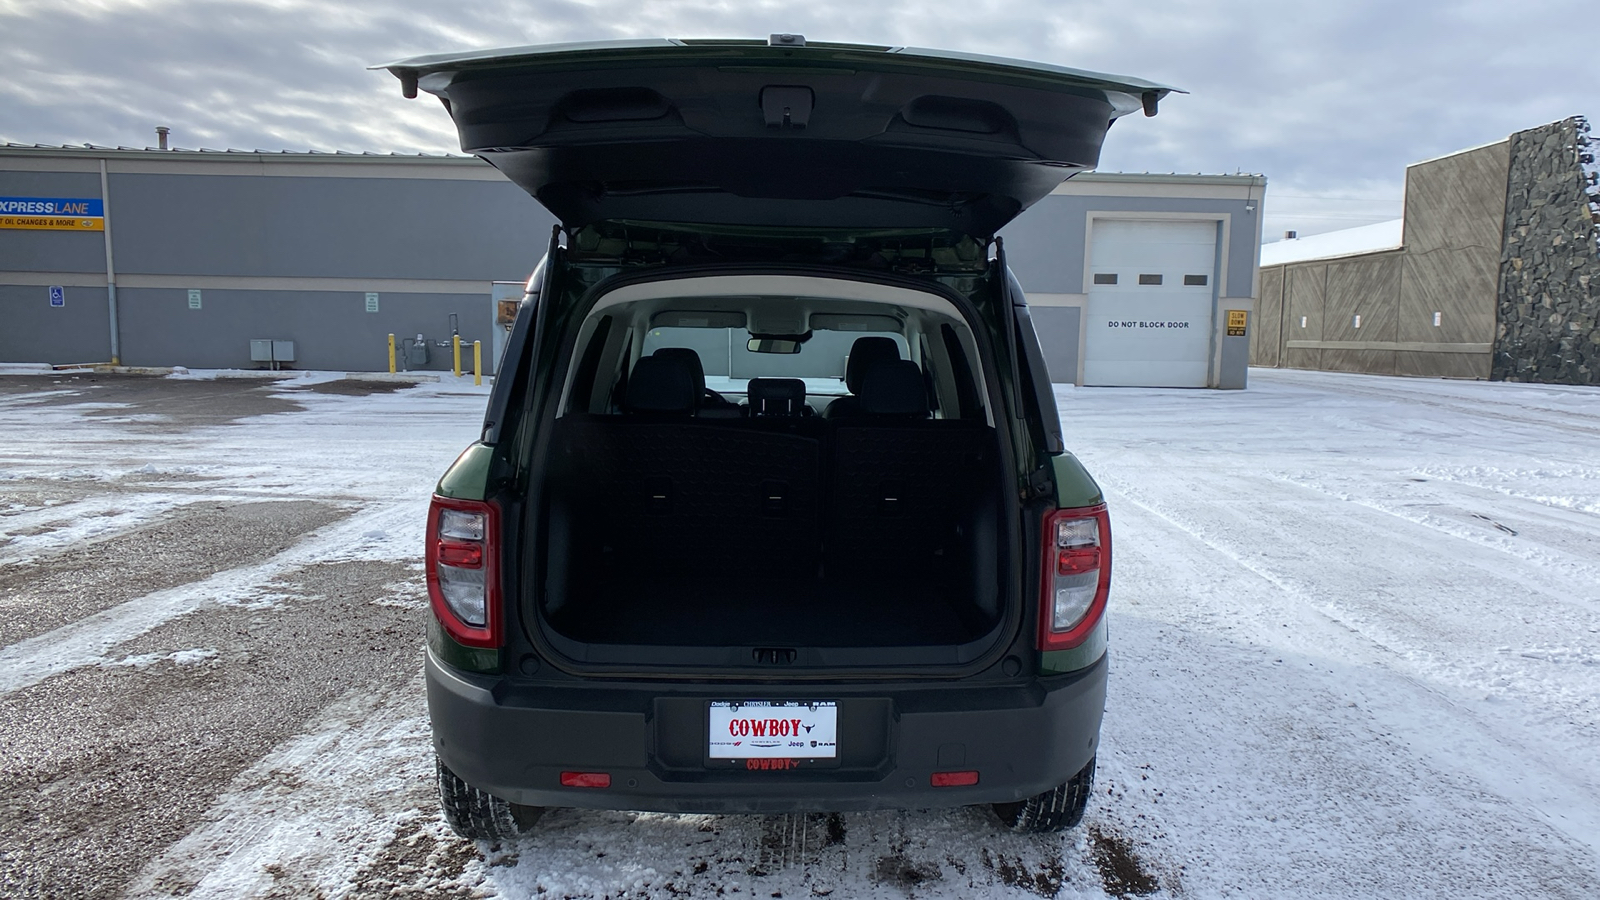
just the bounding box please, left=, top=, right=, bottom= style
left=1227, top=310, right=1248, bottom=336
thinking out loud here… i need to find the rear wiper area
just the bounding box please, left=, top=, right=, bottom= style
left=567, top=221, right=991, bottom=272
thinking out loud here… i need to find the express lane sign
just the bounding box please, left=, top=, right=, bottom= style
left=0, top=197, right=105, bottom=232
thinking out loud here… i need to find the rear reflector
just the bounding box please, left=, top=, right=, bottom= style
left=560, top=771, right=611, bottom=788
left=931, top=771, right=980, bottom=787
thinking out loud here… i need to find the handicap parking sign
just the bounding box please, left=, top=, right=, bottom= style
left=48, top=285, right=64, bottom=307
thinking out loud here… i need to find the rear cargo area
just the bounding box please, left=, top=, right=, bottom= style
left=538, top=415, right=1006, bottom=649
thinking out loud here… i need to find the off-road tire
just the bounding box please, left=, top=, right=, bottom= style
left=437, top=757, right=545, bottom=841
left=992, top=755, right=1095, bottom=833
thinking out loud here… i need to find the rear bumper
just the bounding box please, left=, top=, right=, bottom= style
left=427, top=652, right=1107, bottom=814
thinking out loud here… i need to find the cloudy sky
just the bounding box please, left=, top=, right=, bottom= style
left=1, top=0, right=1594, bottom=238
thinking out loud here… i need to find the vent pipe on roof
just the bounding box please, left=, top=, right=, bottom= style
left=155, top=126, right=169, bottom=150
left=1284, top=230, right=1297, bottom=240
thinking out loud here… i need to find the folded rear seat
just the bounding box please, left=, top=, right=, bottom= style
left=826, top=361, right=994, bottom=576
left=549, top=354, right=821, bottom=579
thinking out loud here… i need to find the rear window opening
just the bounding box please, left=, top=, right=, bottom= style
left=531, top=276, right=1014, bottom=667
left=641, top=321, right=909, bottom=403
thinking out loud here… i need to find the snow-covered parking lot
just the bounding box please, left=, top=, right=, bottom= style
left=1, top=367, right=1597, bottom=899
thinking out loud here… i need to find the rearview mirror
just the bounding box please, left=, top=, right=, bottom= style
left=747, top=338, right=803, bottom=354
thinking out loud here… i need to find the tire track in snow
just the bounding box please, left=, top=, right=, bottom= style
left=0, top=493, right=199, bottom=568
left=124, top=674, right=433, bottom=899
left=1270, top=471, right=1600, bottom=614
left=1099, top=478, right=1600, bottom=863
left=0, top=499, right=422, bottom=695
left=1261, top=370, right=1600, bottom=439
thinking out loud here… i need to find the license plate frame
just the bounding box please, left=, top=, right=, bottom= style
left=707, top=700, right=838, bottom=764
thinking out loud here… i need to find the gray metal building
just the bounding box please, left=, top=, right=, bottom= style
left=0, top=145, right=552, bottom=372
left=3, top=146, right=1264, bottom=387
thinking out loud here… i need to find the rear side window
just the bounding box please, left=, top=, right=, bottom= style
left=940, top=324, right=982, bottom=420
left=568, top=316, right=613, bottom=407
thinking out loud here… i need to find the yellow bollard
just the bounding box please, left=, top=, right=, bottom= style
left=387, top=333, right=396, bottom=374
left=473, top=340, right=482, bottom=386
left=452, top=334, right=461, bottom=377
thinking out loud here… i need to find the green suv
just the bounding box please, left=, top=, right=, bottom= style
left=382, top=36, right=1172, bottom=840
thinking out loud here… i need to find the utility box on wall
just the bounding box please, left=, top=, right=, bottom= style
left=491, top=281, right=524, bottom=373
left=249, top=339, right=296, bottom=367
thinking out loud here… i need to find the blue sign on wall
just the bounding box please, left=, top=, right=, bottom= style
left=49, top=286, right=65, bottom=307
left=0, top=197, right=104, bottom=217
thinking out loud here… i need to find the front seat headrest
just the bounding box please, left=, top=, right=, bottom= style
left=858, top=360, right=929, bottom=417
left=747, top=377, right=808, bottom=416
left=624, top=354, right=698, bottom=414
left=844, top=336, right=901, bottom=395
left=651, top=347, right=706, bottom=398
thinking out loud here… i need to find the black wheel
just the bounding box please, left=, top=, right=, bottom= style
left=436, top=757, right=545, bottom=841
left=992, top=755, right=1095, bottom=833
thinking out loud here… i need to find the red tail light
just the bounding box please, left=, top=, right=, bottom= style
left=561, top=771, right=611, bottom=788
left=931, top=770, right=980, bottom=787
left=1038, top=504, right=1111, bottom=651
left=425, top=495, right=501, bottom=648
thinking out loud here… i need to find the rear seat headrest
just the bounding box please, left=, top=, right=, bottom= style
left=650, top=347, right=706, bottom=398
left=844, top=336, right=901, bottom=395
left=747, top=377, right=809, bottom=416
left=625, top=354, right=698, bottom=414
left=858, top=360, right=929, bottom=417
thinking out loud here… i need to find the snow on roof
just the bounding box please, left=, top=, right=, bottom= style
left=1260, top=219, right=1404, bottom=267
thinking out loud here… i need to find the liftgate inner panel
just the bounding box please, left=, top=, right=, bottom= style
left=1083, top=219, right=1218, bottom=387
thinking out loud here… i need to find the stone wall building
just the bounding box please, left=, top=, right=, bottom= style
left=1255, top=117, right=1600, bottom=385
left=1495, top=118, right=1600, bottom=383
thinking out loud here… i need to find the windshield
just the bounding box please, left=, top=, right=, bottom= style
left=643, top=326, right=908, bottom=397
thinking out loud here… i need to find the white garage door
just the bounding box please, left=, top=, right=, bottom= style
left=1083, top=219, right=1218, bottom=387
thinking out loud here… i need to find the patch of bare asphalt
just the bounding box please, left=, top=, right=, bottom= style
left=0, top=376, right=74, bottom=400
left=981, top=845, right=1066, bottom=897
left=0, top=500, right=347, bottom=647
left=0, top=481, right=110, bottom=518
left=0, top=375, right=307, bottom=430
left=874, top=851, right=944, bottom=888
left=289, top=380, right=418, bottom=397
left=1088, top=825, right=1162, bottom=897
left=343, top=813, right=480, bottom=900
left=0, top=559, right=425, bottom=900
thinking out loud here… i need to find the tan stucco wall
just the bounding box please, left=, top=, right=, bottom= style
left=1255, top=140, right=1509, bottom=378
